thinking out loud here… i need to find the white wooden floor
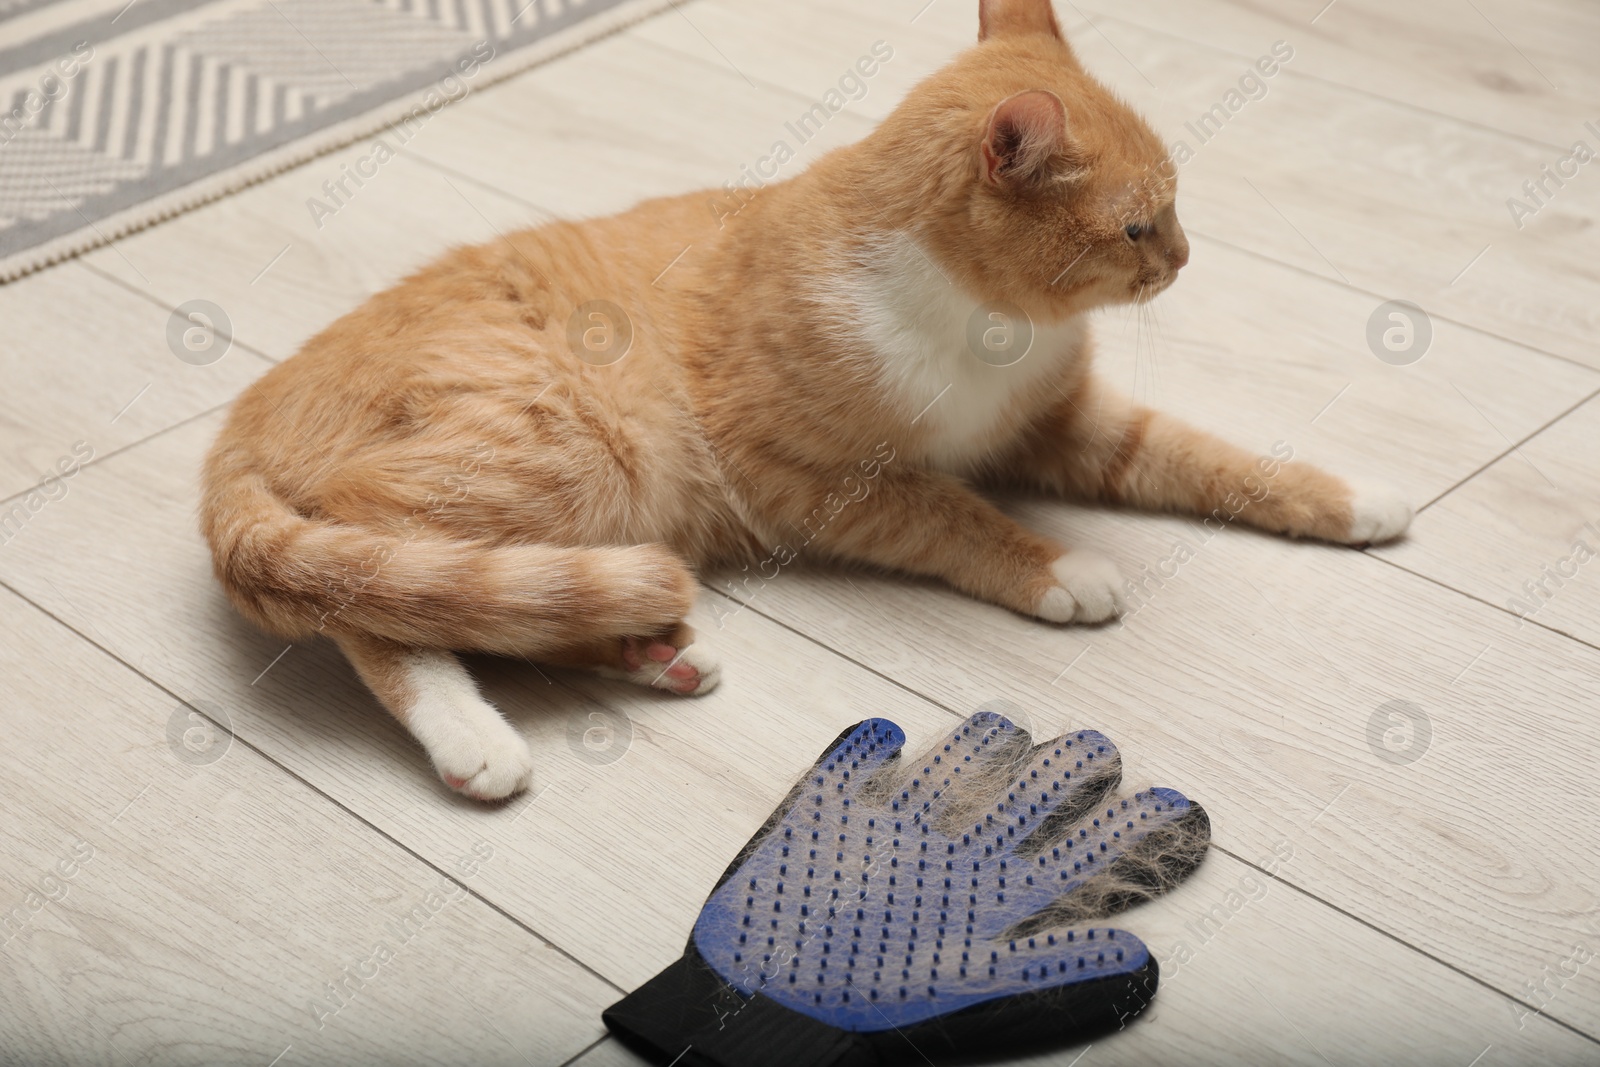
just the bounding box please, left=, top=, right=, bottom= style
left=3, top=1, right=1599, bottom=1064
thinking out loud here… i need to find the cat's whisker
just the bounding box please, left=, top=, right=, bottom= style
left=1152, top=305, right=1164, bottom=399
left=1132, top=284, right=1149, bottom=403
left=1149, top=298, right=1171, bottom=398
left=1143, top=295, right=1153, bottom=403
left=1138, top=296, right=1159, bottom=400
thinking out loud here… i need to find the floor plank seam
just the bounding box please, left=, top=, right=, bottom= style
left=640, top=1, right=1586, bottom=164
left=398, top=30, right=877, bottom=227
left=1410, top=382, right=1600, bottom=517
left=0, top=398, right=236, bottom=513
left=627, top=30, right=893, bottom=118
left=77, top=260, right=281, bottom=367
left=707, top=584, right=972, bottom=717
left=405, top=154, right=563, bottom=222
left=557, top=1034, right=614, bottom=1067
left=1216, top=841, right=1600, bottom=1047
left=0, top=579, right=631, bottom=1001
left=1189, top=232, right=1600, bottom=379
left=1364, top=551, right=1600, bottom=658
left=1091, top=11, right=1583, bottom=157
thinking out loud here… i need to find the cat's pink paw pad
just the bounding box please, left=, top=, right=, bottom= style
left=607, top=637, right=722, bottom=696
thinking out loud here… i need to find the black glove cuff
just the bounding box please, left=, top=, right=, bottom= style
left=603, top=946, right=875, bottom=1067
left=604, top=943, right=1160, bottom=1067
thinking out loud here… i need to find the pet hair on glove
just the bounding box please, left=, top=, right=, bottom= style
left=603, top=707, right=1211, bottom=1066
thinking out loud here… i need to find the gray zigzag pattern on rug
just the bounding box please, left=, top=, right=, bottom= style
left=0, top=0, right=642, bottom=278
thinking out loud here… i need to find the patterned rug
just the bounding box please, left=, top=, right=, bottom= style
left=0, top=0, right=672, bottom=282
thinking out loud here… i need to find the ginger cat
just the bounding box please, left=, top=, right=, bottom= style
left=202, top=0, right=1411, bottom=800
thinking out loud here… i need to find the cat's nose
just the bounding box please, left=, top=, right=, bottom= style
left=1167, top=240, right=1190, bottom=271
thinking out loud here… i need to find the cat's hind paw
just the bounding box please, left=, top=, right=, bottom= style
left=605, top=632, right=722, bottom=696
left=426, top=706, right=536, bottom=801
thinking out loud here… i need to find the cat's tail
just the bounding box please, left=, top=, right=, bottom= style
left=200, top=462, right=697, bottom=654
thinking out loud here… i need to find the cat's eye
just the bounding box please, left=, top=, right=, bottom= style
left=1125, top=223, right=1147, bottom=241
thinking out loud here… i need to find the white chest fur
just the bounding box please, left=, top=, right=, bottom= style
left=824, top=232, right=1087, bottom=474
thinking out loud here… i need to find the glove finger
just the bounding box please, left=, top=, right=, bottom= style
left=785, top=717, right=908, bottom=825
left=956, top=729, right=1123, bottom=859
left=888, top=706, right=1036, bottom=830
left=705, top=719, right=906, bottom=902
left=1006, top=787, right=1209, bottom=933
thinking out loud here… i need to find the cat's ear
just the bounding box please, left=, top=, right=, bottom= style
left=980, top=90, right=1076, bottom=188
left=979, top=0, right=1064, bottom=41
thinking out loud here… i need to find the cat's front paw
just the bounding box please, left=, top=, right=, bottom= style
left=1035, top=551, right=1126, bottom=624
left=1340, top=478, right=1413, bottom=546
